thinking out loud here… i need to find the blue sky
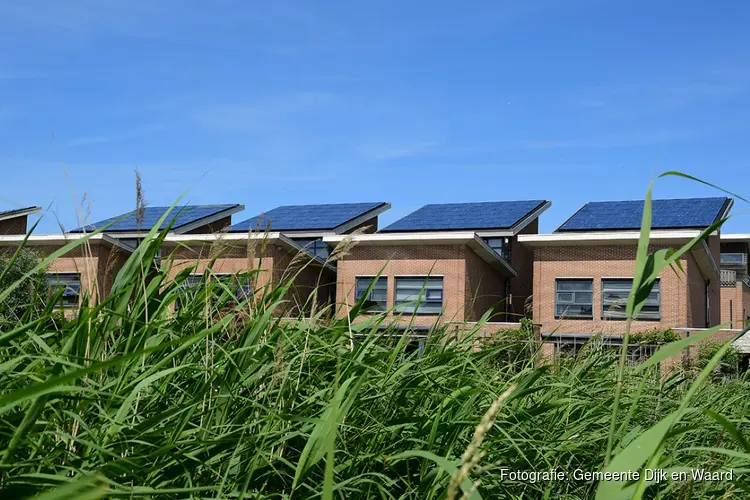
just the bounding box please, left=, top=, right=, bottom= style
left=1, top=0, right=749, bottom=234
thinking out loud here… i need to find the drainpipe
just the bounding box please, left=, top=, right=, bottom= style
left=705, top=279, right=710, bottom=328
left=505, top=279, right=511, bottom=320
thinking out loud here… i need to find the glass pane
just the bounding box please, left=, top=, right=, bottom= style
left=557, top=280, right=592, bottom=292
left=574, top=292, right=593, bottom=304
left=556, top=304, right=593, bottom=318
left=396, top=292, right=420, bottom=302
left=556, top=292, right=573, bottom=303
left=603, top=280, right=633, bottom=291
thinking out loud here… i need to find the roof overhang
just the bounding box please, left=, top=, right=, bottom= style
left=322, top=232, right=517, bottom=277
left=694, top=239, right=720, bottom=280
left=334, top=202, right=391, bottom=234
left=518, top=230, right=705, bottom=247
left=172, top=204, right=245, bottom=234
left=0, top=233, right=134, bottom=253
left=161, top=233, right=335, bottom=272
left=0, top=206, right=41, bottom=222
left=68, top=204, right=245, bottom=235
left=721, top=233, right=750, bottom=244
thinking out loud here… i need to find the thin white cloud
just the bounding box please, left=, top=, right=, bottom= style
left=190, top=91, right=336, bottom=133
left=570, top=66, right=750, bottom=111
left=67, top=123, right=168, bottom=147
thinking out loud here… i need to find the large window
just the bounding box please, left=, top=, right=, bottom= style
left=213, top=273, right=253, bottom=301
left=555, top=279, right=593, bottom=319
left=394, top=277, right=444, bottom=315
left=484, top=237, right=511, bottom=261
left=175, top=274, right=205, bottom=310
left=602, top=278, right=660, bottom=320
left=355, top=277, right=387, bottom=312
left=293, top=238, right=330, bottom=260
left=46, top=273, right=81, bottom=308
left=549, top=334, right=656, bottom=365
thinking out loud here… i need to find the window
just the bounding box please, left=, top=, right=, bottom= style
left=602, top=278, right=660, bottom=320
left=394, top=277, right=444, bottom=315
left=213, top=274, right=253, bottom=302
left=293, top=238, right=330, bottom=260
left=555, top=279, right=593, bottom=319
left=720, top=253, right=747, bottom=266
left=355, top=277, right=387, bottom=312
left=484, top=237, right=511, bottom=261
left=550, top=334, right=656, bottom=365
left=175, top=274, right=204, bottom=310
left=46, top=273, right=81, bottom=308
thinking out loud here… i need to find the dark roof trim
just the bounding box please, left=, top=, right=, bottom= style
left=0, top=206, right=41, bottom=222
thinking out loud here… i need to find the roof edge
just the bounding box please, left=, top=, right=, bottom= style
left=0, top=206, right=42, bottom=222
left=334, top=202, right=391, bottom=234
left=172, top=203, right=245, bottom=234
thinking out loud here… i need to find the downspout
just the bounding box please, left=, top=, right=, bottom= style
left=705, top=279, right=710, bottom=329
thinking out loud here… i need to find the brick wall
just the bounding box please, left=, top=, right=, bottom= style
left=532, top=243, right=715, bottom=335
left=164, top=240, right=333, bottom=314
left=463, top=246, right=507, bottom=322
left=343, top=216, right=379, bottom=234
left=335, top=244, right=467, bottom=327
left=21, top=243, right=126, bottom=306
left=509, top=219, right=537, bottom=318
left=686, top=250, right=708, bottom=328
left=720, top=284, right=748, bottom=329
left=0, top=216, right=28, bottom=235
left=185, top=215, right=233, bottom=234
left=335, top=243, right=509, bottom=327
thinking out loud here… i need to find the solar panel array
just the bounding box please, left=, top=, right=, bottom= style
left=380, top=200, right=548, bottom=232
left=230, top=202, right=387, bottom=232
left=557, top=197, right=730, bottom=232
left=70, top=204, right=240, bottom=233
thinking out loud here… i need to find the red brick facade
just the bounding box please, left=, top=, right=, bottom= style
left=721, top=283, right=750, bottom=329
left=531, top=238, right=721, bottom=335
left=162, top=240, right=334, bottom=315
left=334, top=243, right=512, bottom=327
left=0, top=216, right=28, bottom=235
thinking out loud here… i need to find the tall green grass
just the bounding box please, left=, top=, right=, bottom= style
left=1, top=174, right=749, bottom=499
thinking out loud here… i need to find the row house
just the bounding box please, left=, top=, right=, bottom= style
left=517, top=197, right=741, bottom=360
left=3, top=195, right=748, bottom=361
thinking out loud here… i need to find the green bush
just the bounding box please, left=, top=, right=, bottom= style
left=630, top=327, right=681, bottom=345
left=0, top=248, right=48, bottom=330
left=697, top=340, right=742, bottom=380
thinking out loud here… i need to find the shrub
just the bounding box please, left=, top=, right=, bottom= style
left=696, top=340, right=743, bottom=380
left=630, top=328, right=681, bottom=345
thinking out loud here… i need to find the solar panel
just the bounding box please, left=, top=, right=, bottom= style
left=557, top=197, right=731, bottom=232
left=70, top=204, right=241, bottom=233
left=380, top=200, right=548, bottom=232
left=230, top=202, right=387, bottom=232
